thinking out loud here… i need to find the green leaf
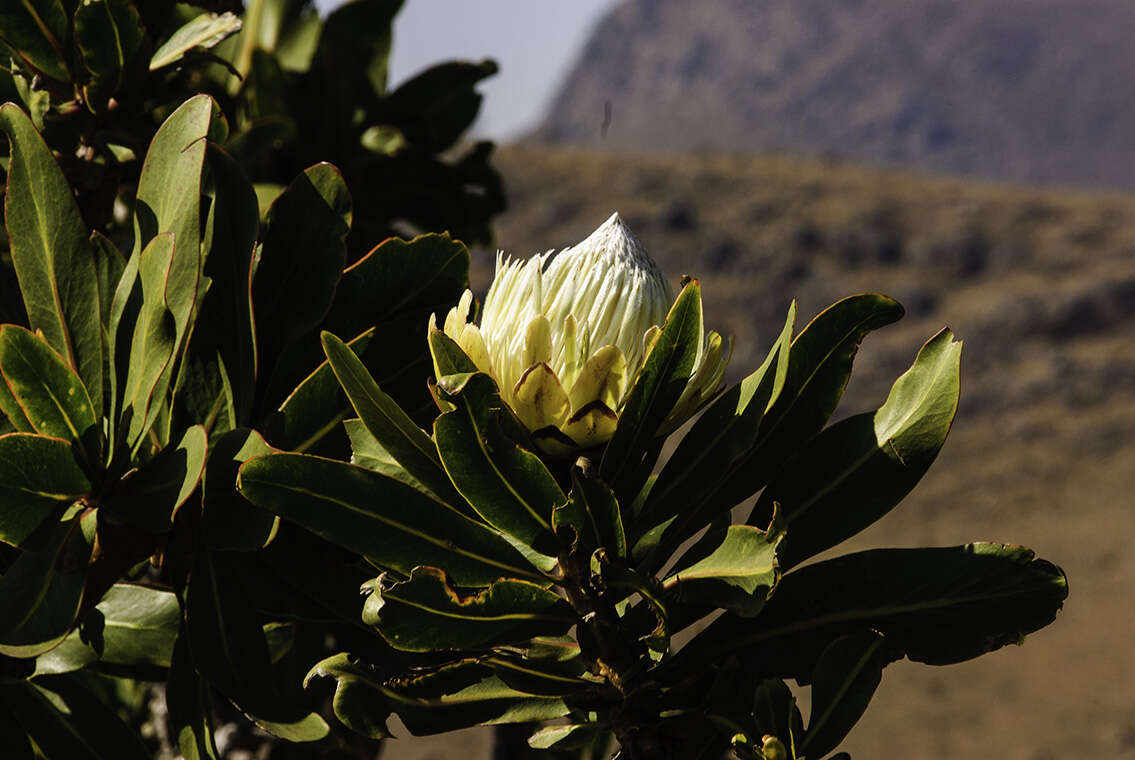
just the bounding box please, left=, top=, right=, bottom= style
left=554, top=465, right=625, bottom=558
left=235, top=528, right=377, bottom=626
left=634, top=302, right=795, bottom=567
left=119, top=232, right=178, bottom=448
left=74, top=0, right=146, bottom=103
left=89, top=232, right=124, bottom=415
left=384, top=60, right=499, bottom=152
left=362, top=567, right=575, bottom=652
left=0, top=511, right=94, bottom=657
left=484, top=653, right=595, bottom=697
left=1, top=675, right=148, bottom=760
left=321, top=331, right=465, bottom=508
left=428, top=326, right=478, bottom=376
left=593, top=559, right=670, bottom=654
left=166, top=625, right=220, bottom=760
left=323, top=232, right=470, bottom=343
left=11, top=66, right=51, bottom=130
left=150, top=11, right=242, bottom=70
left=750, top=679, right=805, bottom=757
left=714, top=294, right=905, bottom=510
left=314, top=0, right=403, bottom=110
left=103, top=425, right=207, bottom=532
left=306, top=655, right=570, bottom=737
left=237, top=452, right=544, bottom=586
left=663, top=525, right=780, bottom=617
left=528, top=723, right=604, bottom=751
left=0, top=325, right=99, bottom=465
left=276, top=329, right=374, bottom=453
left=434, top=372, right=563, bottom=571
left=343, top=416, right=427, bottom=491
left=187, top=546, right=328, bottom=741
left=275, top=3, right=322, bottom=72
left=800, top=630, right=886, bottom=760
left=0, top=104, right=104, bottom=417
left=194, top=145, right=259, bottom=425
left=33, top=583, right=180, bottom=677
left=0, top=701, right=34, bottom=760
left=600, top=281, right=704, bottom=504
left=753, top=329, right=962, bottom=569
left=202, top=428, right=278, bottom=551
left=675, top=543, right=1068, bottom=682
left=254, top=164, right=350, bottom=363
left=0, top=433, right=90, bottom=548
left=0, top=0, right=70, bottom=81
left=117, top=96, right=221, bottom=446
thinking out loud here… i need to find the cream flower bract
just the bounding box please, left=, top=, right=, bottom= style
left=431, top=213, right=729, bottom=455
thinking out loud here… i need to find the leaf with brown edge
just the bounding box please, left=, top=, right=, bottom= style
left=362, top=567, right=576, bottom=652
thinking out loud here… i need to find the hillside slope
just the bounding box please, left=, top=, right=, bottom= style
left=468, top=143, right=1135, bottom=760
left=538, top=0, right=1135, bottom=189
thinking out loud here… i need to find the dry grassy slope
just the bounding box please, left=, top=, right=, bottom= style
left=538, top=0, right=1135, bottom=189
left=454, top=143, right=1134, bottom=759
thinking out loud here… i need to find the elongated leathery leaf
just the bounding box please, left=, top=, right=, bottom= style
left=0, top=1, right=70, bottom=82
left=238, top=452, right=544, bottom=585
left=0, top=433, right=89, bottom=548
left=321, top=331, right=466, bottom=508
left=343, top=417, right=428, bottom=492
left=752, top=329, right=962, bottom=569
left=104, top=425, right=207, bottom=532
left=166, top=625, right=221, bottom=760
left=663, top=525, right=780, bottom=618
left=428, top=326, right=479, bottom=376
left=187, top=547, right=328, bottom=742
left=714, top=294, right=904, bottom=510
left=306, top=655, right=570, bottom=737
left=120, top=233, right=178, bottom=447
left=751, top=679, right=805, bottom=755
left=149, top=12, right=242, bottom=70
left=600, top=281, right=703, bottom=505
left=194, top=145, right=260, bottom=426
left=0, top=511, right=95, bottom=658
left=202, top=428, right=278, bottom=551
left=0, top=104, right=103, bottom=416
left=673, top=543, right=1068, bottom=682
left=529, top=724, right=606, bottom=751
left=363, top=567, right=575, bottom=652
left=120, top=98, right=221, bottom=444
left=324, top=233, right=470, bottom=346
left=0, top=701, right=34, bottom=760
left=434, top=372, right=562, bottom=570
left=34, top=583, right=180, bottom=677
left=633, top=302, right=795, bottom=568
left=553, top=465, right=625, bottom=558
left=0, top=676, right=148, bottom=760
left=74, top=0, right=145, bottom=101
left=484, top=653, right=596, bottom=697
left=278, top=330, right=374, bottom=453
left=799, top=630, right=886, bottom=760
left=255, top=165, right=350, bottom=363
left=0, top=325, right=99, bottom=466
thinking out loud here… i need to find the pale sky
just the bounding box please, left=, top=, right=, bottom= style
left=314, top=0, right=618, bottom=140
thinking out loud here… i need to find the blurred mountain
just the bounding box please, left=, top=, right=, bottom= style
left=536, top=0, right=1135, bottom=188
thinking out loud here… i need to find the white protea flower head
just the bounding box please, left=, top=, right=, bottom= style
left=431, top=213, right=730, bottom=455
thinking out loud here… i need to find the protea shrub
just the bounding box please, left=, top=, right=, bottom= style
left=239, top=214, right=1069, bottom=759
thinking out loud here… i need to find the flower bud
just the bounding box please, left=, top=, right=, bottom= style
left=431, top=213, right=729, bottom=454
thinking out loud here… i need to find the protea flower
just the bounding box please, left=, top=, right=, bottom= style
left=431, top=213, right=729, bottom=455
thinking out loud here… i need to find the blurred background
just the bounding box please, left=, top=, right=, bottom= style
left=341, top=1, right=1133, bottom=758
